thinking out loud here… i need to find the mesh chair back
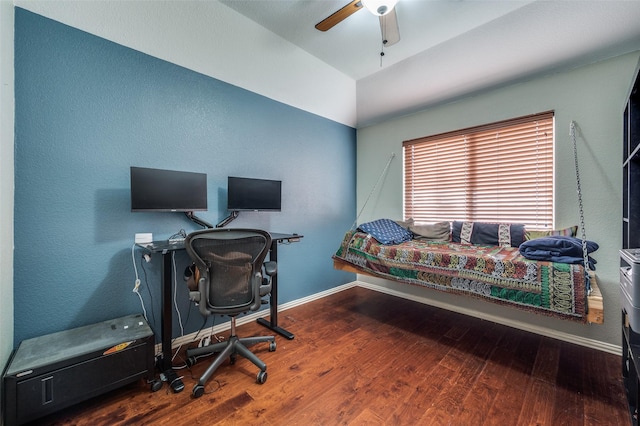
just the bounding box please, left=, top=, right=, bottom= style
left=186, top=229, right=271, bottom=313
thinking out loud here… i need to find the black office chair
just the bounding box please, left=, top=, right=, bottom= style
left=184, top=228, right=277, bottom=398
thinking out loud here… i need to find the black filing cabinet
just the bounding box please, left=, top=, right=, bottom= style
left=3, top=314, right=157, bottom=425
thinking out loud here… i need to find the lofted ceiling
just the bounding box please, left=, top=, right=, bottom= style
left=222, top=0, right=535, bottom=81
left=221, top=0, right=640, bottom=126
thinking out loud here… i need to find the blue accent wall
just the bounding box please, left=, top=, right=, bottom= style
left=13, top=8, right=356, bottom=345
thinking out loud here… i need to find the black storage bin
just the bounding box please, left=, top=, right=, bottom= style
left=3, top=314, right=157, bottom=425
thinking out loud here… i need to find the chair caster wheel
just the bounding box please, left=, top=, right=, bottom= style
left=257, top=370, right=267, bottom=384
left=186, top=357, right=197, bottom=368
left=192, top=384, right=205, bottom=398
left=230, top=354, right=237, bottom=365
left=150, top=379, right=163, bottom=392
left=269, top=341, right=276, bottom=352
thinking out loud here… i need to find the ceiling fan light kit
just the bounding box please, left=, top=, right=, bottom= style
left=315, top=0, right=401, bottom=56
left=362, top=0, right=398, bottom=16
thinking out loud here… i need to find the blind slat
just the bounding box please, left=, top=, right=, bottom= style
left=403, top=112, right=554, bottom=228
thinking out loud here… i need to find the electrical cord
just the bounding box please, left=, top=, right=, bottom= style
left=130, top=244, right=149, bottom=322
left=193, top=317, right=209, bottom=342
left=170, top=251, right=186, bottom=363
left=171, top=251, right=185, bottom=338
left=139, top=255, right=157, bottom=328
left=169, top=229, right=187, bottom=242
left=173, top=317, right=217, bottom=368
left=194, top=316, right=222, bottom=347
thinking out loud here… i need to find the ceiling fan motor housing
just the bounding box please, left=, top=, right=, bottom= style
left=362, top=0, right=398, bottom=16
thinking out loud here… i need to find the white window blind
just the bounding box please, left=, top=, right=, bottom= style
left=403, top=112, right=554, bottom=229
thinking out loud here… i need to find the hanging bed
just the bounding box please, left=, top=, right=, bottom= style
left=332, top=219, right=603, bottom=324
left=337, top=121, right=604, bottom=324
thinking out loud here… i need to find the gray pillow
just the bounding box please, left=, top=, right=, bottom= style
left=409, top=221, right=451, bottom=241
left=395, top=218, right=414, bottom=230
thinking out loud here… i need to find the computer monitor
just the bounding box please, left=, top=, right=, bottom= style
left=130, top=167, right=207, bottom=212
left=227, top=176, right=281, bottom=212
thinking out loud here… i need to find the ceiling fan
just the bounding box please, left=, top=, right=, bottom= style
left=315, top=0, right=400, bottom=47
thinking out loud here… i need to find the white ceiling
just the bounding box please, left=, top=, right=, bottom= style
left=221, top=0, right=640, bottom=126
left=221, top=0, right=531, bottom=80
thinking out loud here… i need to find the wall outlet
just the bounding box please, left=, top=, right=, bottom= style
left=135, top=233, right=153, bottom=244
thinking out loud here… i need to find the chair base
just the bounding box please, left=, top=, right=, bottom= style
left=185, top=330, right=275, bottom=398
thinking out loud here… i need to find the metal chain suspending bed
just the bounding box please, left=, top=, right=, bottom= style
left=570, top=121, right=593, bottom=294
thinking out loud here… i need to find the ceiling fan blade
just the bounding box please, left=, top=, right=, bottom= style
left=315, top=0, right=363, bottom=32
left=380, top=7, right=400, bottom=46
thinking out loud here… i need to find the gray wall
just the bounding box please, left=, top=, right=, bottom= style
left=356, top=51, right=640, bottom=349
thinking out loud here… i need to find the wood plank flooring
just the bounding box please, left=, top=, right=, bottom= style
left=28, top=286, right=629, bottom=425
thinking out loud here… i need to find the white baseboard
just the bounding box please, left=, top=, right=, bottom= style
left=161, top=282, right=358, bottom=355
left=161, top=280, right=620, bottom=357
left=355, top=280, right=622, bottom=356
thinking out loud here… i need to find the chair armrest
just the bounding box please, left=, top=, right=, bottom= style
left=264, top=261, right=277, bottom=277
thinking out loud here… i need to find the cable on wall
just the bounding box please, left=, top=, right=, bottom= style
left=171, top=251, right=185, bottom=338
left=130, top=244, right=149, bottom=322
left=352, top=152, right=396, bottom=229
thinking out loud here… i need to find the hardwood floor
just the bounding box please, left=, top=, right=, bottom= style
left=29, top=287, right=629, bottom=425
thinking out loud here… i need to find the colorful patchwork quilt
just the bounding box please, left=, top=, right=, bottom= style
left=333, top=231, right=588, bottom=322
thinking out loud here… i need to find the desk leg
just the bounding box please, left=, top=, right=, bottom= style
left=257, top=240, right=294, bottom=340
left=160, top=252, right=184, bottom=392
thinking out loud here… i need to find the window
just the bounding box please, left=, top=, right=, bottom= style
left=403, top=111, right=554, bottom=229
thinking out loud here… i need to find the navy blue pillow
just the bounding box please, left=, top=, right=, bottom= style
left=358, top=219, right=413, bottom=245
left=451, top=221, right=525, bottom=247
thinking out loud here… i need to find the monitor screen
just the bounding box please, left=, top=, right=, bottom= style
left=227, top=176, right=281, bottom=211
left=130, top=167, right=207, bottom=212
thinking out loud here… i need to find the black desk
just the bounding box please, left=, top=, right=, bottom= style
left=257, top=233, right=301, bottom=340
left=139, top=231, right=301, bottom=392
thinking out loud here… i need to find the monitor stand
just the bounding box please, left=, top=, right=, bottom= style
left=184, top=211, right=214, bottom=229
left=215, top=210, right=239, bottom=228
